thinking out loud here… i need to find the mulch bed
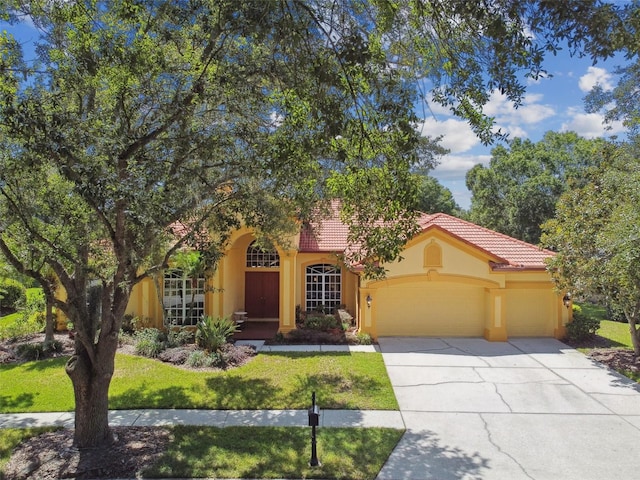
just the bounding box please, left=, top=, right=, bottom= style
left=587, top=348, right=640, bottom=377
left=3, top=427, right=172, bottom=480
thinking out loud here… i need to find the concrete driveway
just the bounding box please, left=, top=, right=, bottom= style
left=377, top=337, right=640, bottom=480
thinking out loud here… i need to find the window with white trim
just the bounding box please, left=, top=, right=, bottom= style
left=163, top=269, right=205, bottom=326
left=305, top=264, right=341, bottom=312
left=246, top=240, right=280, bottom=268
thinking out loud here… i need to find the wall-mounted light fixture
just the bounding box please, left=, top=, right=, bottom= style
left=366, top=294, right=372, bottom=308
left=563, top=293, right=572, bottom=309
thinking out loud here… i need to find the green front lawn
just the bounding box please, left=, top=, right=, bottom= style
left=0, top=426, right=403, bottom=480
left=147, top=426, right=403, bottom=479
left=576, top=302, right=633, bottom=348
left=595, top=320, right=634, bottom=348
left=0, top=352, right=398, bottom=413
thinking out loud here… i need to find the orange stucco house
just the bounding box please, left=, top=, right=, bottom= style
left=125, top=208, right=571, bottom=341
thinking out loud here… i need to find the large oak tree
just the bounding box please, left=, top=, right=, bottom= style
left=0, top=0, right=635, bottom=448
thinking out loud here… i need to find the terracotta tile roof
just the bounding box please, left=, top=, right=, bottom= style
left=416, top=213, right=554, bottom=270
left=299, top=202, right=350, bottom=252
left=299, top=205, right=553, bottom=270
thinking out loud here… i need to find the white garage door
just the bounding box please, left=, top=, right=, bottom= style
left=375, top=283, right=485, bottom=337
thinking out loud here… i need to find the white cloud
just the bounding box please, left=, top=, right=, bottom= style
left=432, top=154, right=492, bottom=210
left=500, top=124, right=528, bottom=139
left=418, top=117, right=480, bottom=154
left=432, top=154, right=491, bottom=179
left=560, top=108, right=625, bottom=138
left=418, top=91, right=557, bottom=159
left=484, top=92, right=556, bottom=127
left=579, top=66, right=614, bottom=93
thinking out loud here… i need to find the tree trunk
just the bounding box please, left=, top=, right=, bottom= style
left=629, top=316, right=640, bottom=357
left=44, top=300, right=55, bottom=343
left=66, top=348, right=115, bottom=448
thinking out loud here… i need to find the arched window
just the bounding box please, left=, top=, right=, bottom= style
left=163, top=269, right=205, bottom=326
left=246, top=240, right=280, bottom=268
left=305, top=264, right=341, bottom=312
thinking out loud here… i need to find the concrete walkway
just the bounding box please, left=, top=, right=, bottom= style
left=0, top=408, right=403, bottom=430
left=376, top=337, right=640, bottom=480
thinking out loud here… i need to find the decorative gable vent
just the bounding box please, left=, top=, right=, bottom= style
left=424, top=240, right=442, bottom=268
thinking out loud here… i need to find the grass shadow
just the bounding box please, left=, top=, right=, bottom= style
left=0, top=393, right=36, bottom=411
left=110, top=383, right=195, bottom=410
left=203, top=377, right=279, bottom=410
left=569, top=335, right=627, bottom=349
left=0, top=356, right=68, bottom=373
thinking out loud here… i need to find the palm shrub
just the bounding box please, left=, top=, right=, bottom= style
left=196, top=316, right=239, bottom=352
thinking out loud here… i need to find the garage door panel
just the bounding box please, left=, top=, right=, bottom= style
left=506, top=290, right=555, bottom=336
left=376, top=284, right=485, bottom=337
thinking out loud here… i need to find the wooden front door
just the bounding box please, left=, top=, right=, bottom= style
left=245, top=271, right=279, bottom=318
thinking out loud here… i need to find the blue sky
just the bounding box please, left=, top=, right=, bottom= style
left=424, top=50, right=627, bottom=209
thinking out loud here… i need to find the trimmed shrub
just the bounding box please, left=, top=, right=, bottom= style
left=43, top=340, right=62, bottom=353
left=314, top=331, right=343, bottom=344
left=606, top=301, right=627, bottom=323
left=218, top=343, right=256, bottom=368
left=565, top=309, right=600, bottom=343
left=284, top=328, right=315, bottom=343
left=305, top=314, right=338, bottom=331
left=0, top=278, right=26, bottom=311
left=16, top=342, right=45, bottom=361
left=134, top=328, right=166, bottom=357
